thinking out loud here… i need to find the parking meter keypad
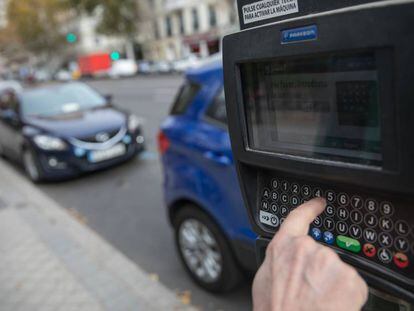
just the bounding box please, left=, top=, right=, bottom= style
left=259, top=176, right=413, bottom=279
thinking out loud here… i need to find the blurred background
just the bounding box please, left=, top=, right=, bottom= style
left=0, top=1, right=257, bottom=311
left=0, top=0, right=238, bottom=80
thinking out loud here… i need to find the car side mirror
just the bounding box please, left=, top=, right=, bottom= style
left=104, top=94, right=113, bottom=104
left=1, top=109, right=20, bottom=126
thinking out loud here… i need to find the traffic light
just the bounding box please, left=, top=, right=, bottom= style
left=110, top=51, right=121, bottom=61
left=66, top=33, right=77, bottom=44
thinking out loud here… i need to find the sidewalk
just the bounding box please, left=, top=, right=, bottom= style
left=0, top=159, right=195, bottom=311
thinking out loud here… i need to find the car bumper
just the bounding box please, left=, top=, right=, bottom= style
left=35, top=141, right=144, bottom=180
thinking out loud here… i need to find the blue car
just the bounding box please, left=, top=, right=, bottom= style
left=159, top=59, right=256, bottom=293
left=0, top=82, right=145, bottom=182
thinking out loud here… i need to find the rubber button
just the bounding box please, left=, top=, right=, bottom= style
left=310, top=228, right=322, bottom=241
left=394, top=252, right=409, bottom=269
left=336, top=235, right=361, bottom=253
left=362, top=243, right=376, bottom=258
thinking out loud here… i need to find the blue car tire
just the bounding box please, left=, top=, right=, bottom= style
left=173, top=204, right=243, bottom=293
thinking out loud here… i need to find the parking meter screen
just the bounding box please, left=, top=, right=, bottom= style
left=241, top=51, right=382, bottom=166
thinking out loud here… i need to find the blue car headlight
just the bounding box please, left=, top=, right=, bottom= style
left=128, top=115, right=142, bottom=132
left=33, top=135, right=68, bottom=151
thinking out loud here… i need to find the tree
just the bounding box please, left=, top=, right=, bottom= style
left=66, top=0, right=140, bottom=59
left=5, top=0, right=69, bottom=56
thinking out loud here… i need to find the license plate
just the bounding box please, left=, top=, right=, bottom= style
left=88, top=144, right=126, bottom=163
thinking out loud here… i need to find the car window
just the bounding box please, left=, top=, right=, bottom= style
left=170, top=80, right=200, bottom=115
left=21, top=83, right=106, bottom=117
left=205, top=89, right=227, bottom=126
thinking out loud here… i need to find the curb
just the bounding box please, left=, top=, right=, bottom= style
left=0, top=159, right=196, bottom=311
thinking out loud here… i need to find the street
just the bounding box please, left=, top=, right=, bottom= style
left=29, top=75, right=252, bottom=310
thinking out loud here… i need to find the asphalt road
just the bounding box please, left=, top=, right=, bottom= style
left=36, top=76, right=253, bottom=310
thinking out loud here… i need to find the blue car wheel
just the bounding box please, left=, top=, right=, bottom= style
left=173, top=204, right=243, bottom=293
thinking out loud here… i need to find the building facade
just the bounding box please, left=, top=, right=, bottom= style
left=0, top=0, right=9, bottom=29
left=138, top=0, right=238, bottom=61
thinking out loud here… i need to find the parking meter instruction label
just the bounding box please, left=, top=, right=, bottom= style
left=242, top=0, right=298, bottom=24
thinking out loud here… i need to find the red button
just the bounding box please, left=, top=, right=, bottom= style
left=394, top=253, right=409, bottom=269
left=363, top=243, right=377, bottom=258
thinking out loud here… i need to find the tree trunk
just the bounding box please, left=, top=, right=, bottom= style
left=125, top=39, right=135, bottom=61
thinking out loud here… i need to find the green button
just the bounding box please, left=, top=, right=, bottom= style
left=336, top=235, right=361, bottom=253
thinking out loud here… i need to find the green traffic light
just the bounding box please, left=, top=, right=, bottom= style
left=66, top=33, right=77, bottom=43
left=110, top=51, right=121, bottom=61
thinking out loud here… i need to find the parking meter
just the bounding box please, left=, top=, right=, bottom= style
left=223, top=0, right=414, bottom=307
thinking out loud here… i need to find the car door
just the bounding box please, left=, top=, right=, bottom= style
left=0, top=90, right=23, bottom=157
left=193, top=88, right=254, bottom=241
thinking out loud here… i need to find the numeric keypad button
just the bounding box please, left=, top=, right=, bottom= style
left=337, top=207, right=349, bottom=220
left=262, top=188, right=270, bottom=199
left=363, top=228, right=378, bottom=243
left=349, top=224, right=362, bottom=239
left=280, top=193, right=289, bottom=204
left=396, top=220, right=410, bottom=236
left=378, top=232, right=393, bottom=248
left=380, top=202, right=394, bottom=216
left=281, top=181, right=289, bottom=192
left=280, top=206, right=289, bottom=217
left=301, top=185, right=311, bottom=197
left=350, top=210, right=363, bottom=224
left=324, top=218, right=335, bottom=231
left=338, top=193, right=349, bottom=206
left=365, top=199, right=378, bottom=213
left=336, top=221, right=348, bottom=235
left=313, top=216, right=322, bottom=228
left=271, top=179, right=279, bottom=189
left=270, top=203, right=278, bottom=213
left=313, top=187, right=322, bottom=198
left=379, top=217, right=393, bottom=232
left=325, top=205, right=335, bottom=217
left=351, top=195, right=363, bottom=209
left=291, top=196, right=300, bottom=207
left=271, top=191, right=278, bottom=201
left=364, top=213, right=378, bottom=228
left=395, top=237, right=409, bottom=252
left=326, top=190, right=336, bottom=203
left=291, top=183, right=300, bottom=195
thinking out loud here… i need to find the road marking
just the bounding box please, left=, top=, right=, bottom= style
left=140, top=151, right=158, bottom=161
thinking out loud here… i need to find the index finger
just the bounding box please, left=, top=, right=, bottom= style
left=279, top=197, right=326, bottom=237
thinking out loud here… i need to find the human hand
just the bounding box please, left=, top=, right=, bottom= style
left=252, top=198, right=368, bottom=311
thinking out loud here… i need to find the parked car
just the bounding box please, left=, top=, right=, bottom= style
left=0, top=82, right=145, bottom=182
left=172, top=55, right=200, bottom=73
left=0, top=80, right=22, bottom=93
left=34, top=69, right=52, bottom=82
left=54, top=70, right=72, bottom=82
left=137, top=61, right=154, bottom=74
left=152, top=61, right=172, bottom=74
left=78, top=53, right=112, bottom=78
left=158, top=58, right=256, bottom=293
left=109, top=59, right=138, bottom=78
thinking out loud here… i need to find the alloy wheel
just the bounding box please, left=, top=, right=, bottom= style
left=178, top=218, right=223, bottom=283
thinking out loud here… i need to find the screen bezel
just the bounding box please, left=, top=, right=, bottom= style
left=237, top=49, right=396, bottom=170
